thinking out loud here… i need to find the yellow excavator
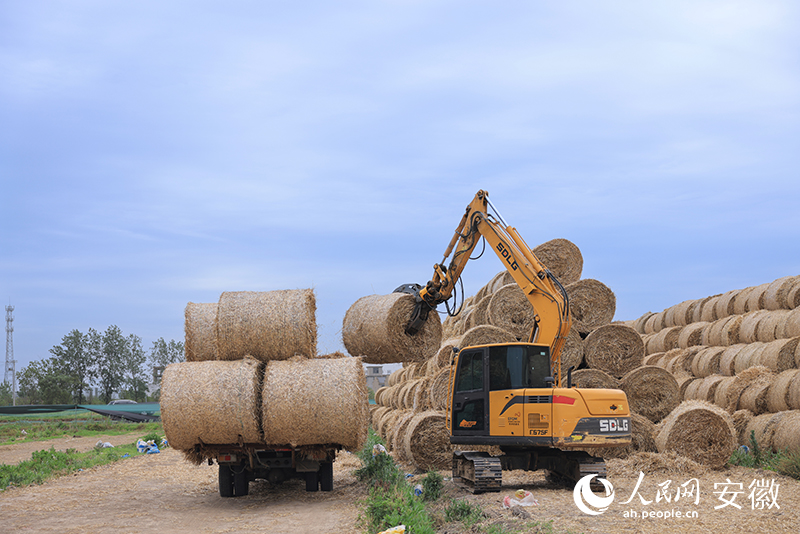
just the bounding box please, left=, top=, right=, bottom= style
left=397, top=190, right=631, bottom=493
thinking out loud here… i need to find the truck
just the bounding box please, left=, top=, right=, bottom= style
left=212, top=445, right=336, bottom=497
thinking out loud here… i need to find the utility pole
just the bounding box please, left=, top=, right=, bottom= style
left=5, top=304, right=16, bottom=404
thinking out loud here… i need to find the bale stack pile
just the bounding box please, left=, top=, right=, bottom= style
left=628, top=274, right=800, bottom=454
left=366, top=238, right=646, bottom=469
left=163, top=289, right=369, bottom=463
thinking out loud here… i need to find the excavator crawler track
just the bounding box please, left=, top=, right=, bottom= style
left=452, top=451, right=502, bottom=494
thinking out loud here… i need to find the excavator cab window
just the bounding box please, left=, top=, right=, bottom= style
left=488, top=345, right=551, bottom=391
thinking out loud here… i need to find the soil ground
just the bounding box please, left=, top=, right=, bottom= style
left=2, top=440, right=799, bottom=534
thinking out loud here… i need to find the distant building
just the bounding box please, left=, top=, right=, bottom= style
left=364, top=364, right=389, bottom=392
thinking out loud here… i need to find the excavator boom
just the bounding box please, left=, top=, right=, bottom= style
left=406, top=190, right=571, bottom=385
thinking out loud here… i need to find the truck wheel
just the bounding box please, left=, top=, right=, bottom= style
left=233, top=467, right=249, bottom=496
left=219, top=465, right=234, bottom=498
left=305, top=470, right=319, bottom=492
left=319, top=461, right=333, bottom=492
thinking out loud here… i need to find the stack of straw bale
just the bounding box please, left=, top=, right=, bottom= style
left=166, top=288, right=368, bottom=463
left=627, top=273, right=800, bottom=453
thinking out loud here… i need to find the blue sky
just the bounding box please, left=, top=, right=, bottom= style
left=2, top=1, right=799, bottom=373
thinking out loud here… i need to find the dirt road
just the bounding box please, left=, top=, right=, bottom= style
left=2, top=440, right=799, bottom=534
left=0, top=447, right=365, bottom=534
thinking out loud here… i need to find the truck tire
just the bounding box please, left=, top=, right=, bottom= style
left=219, top=465, right=234, bottom=498
left=319, top=461, right=333, bottom=492
left=305, top=470, right=319, bottom=492
left=233, top=467, right=249, bottom=497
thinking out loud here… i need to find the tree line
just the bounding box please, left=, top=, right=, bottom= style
left=2, top=326, right=184, bottom=405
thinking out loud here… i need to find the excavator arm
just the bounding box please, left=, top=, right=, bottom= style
left=402, top=190, right=572, bottom=384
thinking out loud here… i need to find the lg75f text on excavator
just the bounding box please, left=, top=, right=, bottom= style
left=397, top=190, right=631, bottom=493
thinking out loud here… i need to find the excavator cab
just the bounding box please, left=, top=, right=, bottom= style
left=451, top=343, right=553, bottom=444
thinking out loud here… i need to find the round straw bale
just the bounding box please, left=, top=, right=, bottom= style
left=423, top=356, right=440, bottom=377
left=704, top=316, right=741, bottom=347
left=683, top=378, right=705, bottom=401
left=788, top=283, right=800, bottom=309
left=429, top=368, right=451, bottom=410
left=700, top=295, right=722, bottom=323
left=589, top=412, right=657, bottom=459
left=397, top=381, right=416, bottom=410
left=412, top=361, right=429, bottom=379
left=489, top=271, right=516, bottom=294
left=342, top=293, right=442, bottom=364
left=677, top=322, right=709, bottom=349
left=436, top=339, right=459, bottom=368
left=733, top=343, right=766, bottom=375
left=262, top=356, right=368, bottom=451
left=643, top=313, right=661, bottom=335
left=743, top=413, right=774, bottom=449
left=732, top=409, right=754, bottom=445
left=532, top=238, right=583, bottom=286
left=566, top=279, right=616, bottom=334
left=693, top=346, right=725, bottom=378
left=620, top=366, right=680, bottom=422
left=746, top=283, right=771, bottom=312
left=583, top=324, right=644, bottom=378
left=691, top=296, right=715, bottom=323
left=486, top=284, right=536, bottom=339
left=718, top=344, right=745, bottom=376
left=664, top=346, right=703, bottom=375
left=385, top=409, right=412, bottom=451
left=776, top=309, right=800, bottom=338
left=372, top=406, right=390, bottom=428
left=642, top=334, right=657, bottom=356
left=738, top=372, right=777, bottom=415
left=763, top=276, right=798, bottom=310
left=459, top=325, right=516, bottom=349
left=643, top=352, right=665, bottom=366
left=216, top=290, right=317, bottom=361
left=650, top=326, right=682, bottom=354
left=713, top=376, right=737, bottom=408
left=571, top=369, right=620, bottom=389
left=560, top=328, right=584, bottom=373
left=725, top=365, right=772, bottom=414
left=184, top=302, right=217, bottom=362
left=664, top=301, right=685, bottom=328
left=388, top=410, right=418, bottom=458
left=732, top=288, right=755, bottom=315
left=755, top=311, right=789, bottom=343
left=387, top=368, right=403, bottom=387
left=767, top=369, right=800, bottom=413
left=714, top=290, right=738, bottom=320
left=678, top=376, right=700, bottom=400
left=634, top=312, right=655, bottom=334
left=788, top=371, right=800, bottom=410
left=469, top=294, right=493, bottom=328
left=771, top=411, right=800, bottom=453
left=757, top=337, right=800, bottom=373
left=695, top=375, right=727, bottom=403
left=377, top=410, right=403, bottom=442
left=374, top=386, right=388, bottom=406
left=413, top=376, right=433, bottom=411
left=161, top=358, right=263, bottom=453
left=655, top=400, right=736, bottom=469
left=402, top=410, right=453, bottom=470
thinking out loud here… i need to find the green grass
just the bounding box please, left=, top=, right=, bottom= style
left=728, top=431, right=800, bottom=480
left=0, top=412, right=162, bottom=446
left=355, top=428, right=436, bottom=534
left=444, top=498, right=484, bottom=528
left=1, top=441, right=143, bottom=491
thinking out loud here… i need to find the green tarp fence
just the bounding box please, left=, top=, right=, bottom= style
left=0, top=403, right=160, bottom=422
